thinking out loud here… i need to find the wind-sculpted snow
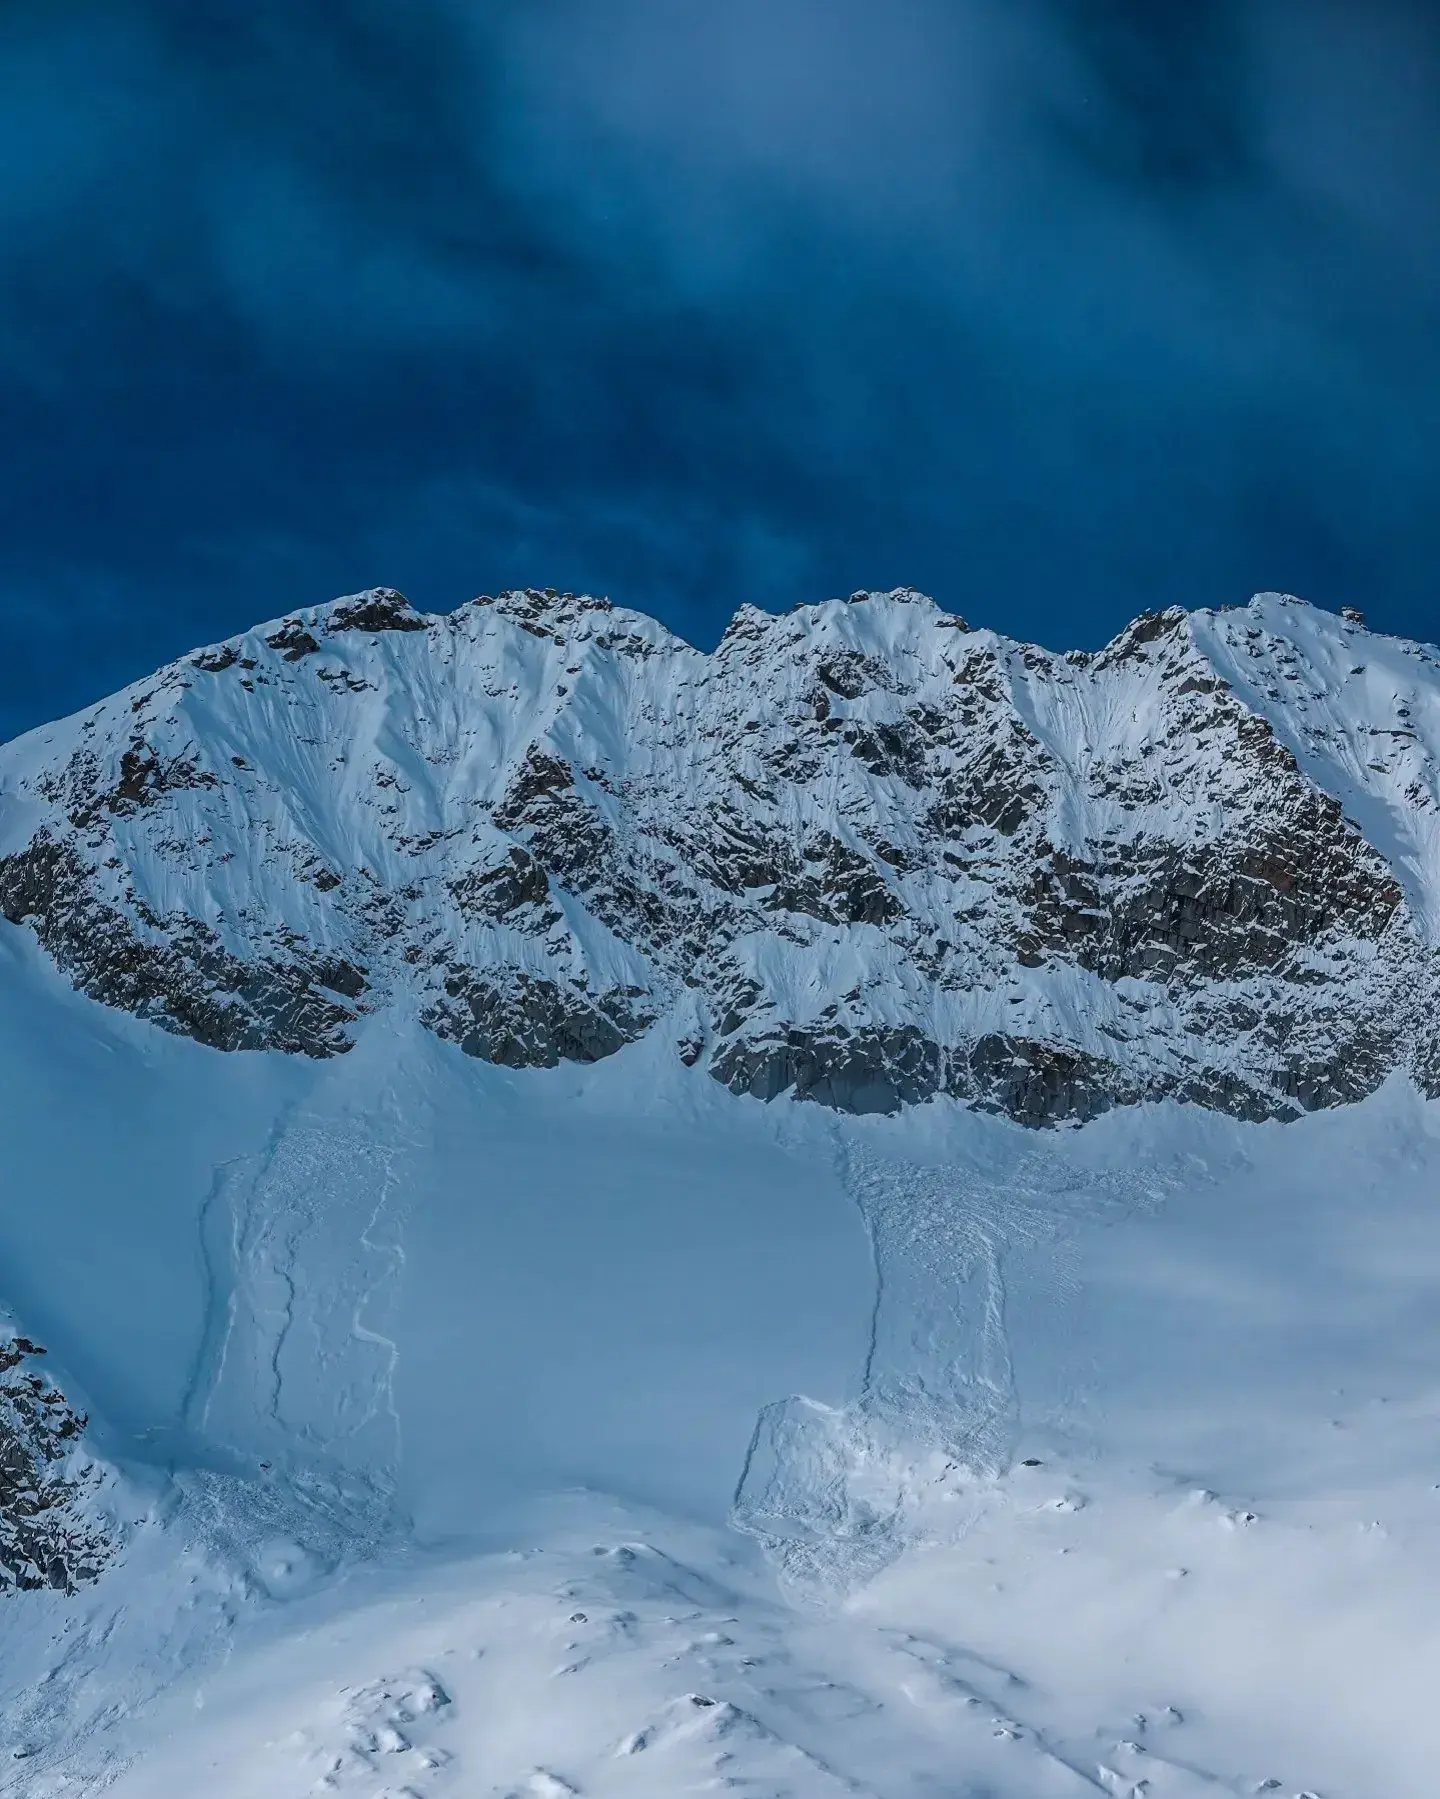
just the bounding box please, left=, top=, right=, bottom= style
left=2, top=582, right=1435, bottom=1124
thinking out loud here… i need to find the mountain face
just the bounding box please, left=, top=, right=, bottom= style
left=2, top=584, right=1438, bottom=1125
left=7, top=585, right=1440, bottom=1798
left=0, top=1325, right=110, bottom=1597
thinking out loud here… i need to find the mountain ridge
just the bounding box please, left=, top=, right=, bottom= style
left=3, top=582, right=1438, bottom=1124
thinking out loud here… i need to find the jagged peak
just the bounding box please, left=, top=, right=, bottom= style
left=466, top=587, right=695, bottom=658
left=1199, top=591, right=1440, bottom=663
left=1248, top=589, right=1311, bottom=610
left=475, top=586, right=613, bottom=622
left=179, top=588, right=435, bottom=676
left=722, top=589, right=972, bottom=667
left=1094, top=605, right=1192, bottom=667
left=717, top=601, right=774, bottom=643
left=822, top=586, right=970, bottom=629
left=844, top=585, right=932, bottom=608
left=16, top=579, right=1438, bottom=804
left=3, top=558, right=1440, bottom=1131
left=166, top=585, right=1401, bottom=713
left=324, top=588, right=431, bottom=634
left=1227, top=591, right=1368, bottom=636
left=1096, top=594, right=1372, bottom=673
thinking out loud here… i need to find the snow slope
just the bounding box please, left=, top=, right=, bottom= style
left=3, top=589, right=1440, bottom=1795
left=1192, top=594, right=1440, bottom=938
left=4, top=923, right=1440, bottom=1795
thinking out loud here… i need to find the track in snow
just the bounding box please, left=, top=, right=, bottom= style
left=733, top=1132, right=1168, bottom=1596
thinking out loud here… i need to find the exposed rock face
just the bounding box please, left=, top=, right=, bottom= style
left=2, top=584, right=1438, bottom=1124
left=0, top=1331, right=112, bottom=1595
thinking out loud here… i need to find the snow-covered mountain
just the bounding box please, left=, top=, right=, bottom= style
left=3, top=585, right=1439, bottom=1124
left=5, top=584, right=1440, bottom=1798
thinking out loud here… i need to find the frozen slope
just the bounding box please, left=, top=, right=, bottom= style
left=0, top=929, right=874, bottom=1786
left=0, top=929, right=872, bottom=1526
left=4, top=927, right=1440, bottom=1794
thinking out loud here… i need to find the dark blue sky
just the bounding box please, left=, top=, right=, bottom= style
left=2, top=0, right=1438, bottom=737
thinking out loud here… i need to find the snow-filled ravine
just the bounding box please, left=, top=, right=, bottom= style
left=4, top=917, right=1440, bottom=1798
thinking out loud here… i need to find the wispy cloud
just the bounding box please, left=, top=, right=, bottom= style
left=1, top=0, right=1437, bottom=737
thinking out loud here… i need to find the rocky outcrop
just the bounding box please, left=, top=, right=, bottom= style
left=0, top=1332, right=112, bottom=1596
left=0, top=833, right=360, bottom=1055
left=325, top=587, right=429, bottom=634
left=424, top=970, right=655, bottom=1068
left=1, top=584, right=1437, bottom=1124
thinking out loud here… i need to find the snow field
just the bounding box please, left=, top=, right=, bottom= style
left=4, top=881, right=1440, bottom=1791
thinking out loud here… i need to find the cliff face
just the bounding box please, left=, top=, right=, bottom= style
left=0, top=1327, right=111, bottom=1596
left=3, top=583, right=1438, bottom=1123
